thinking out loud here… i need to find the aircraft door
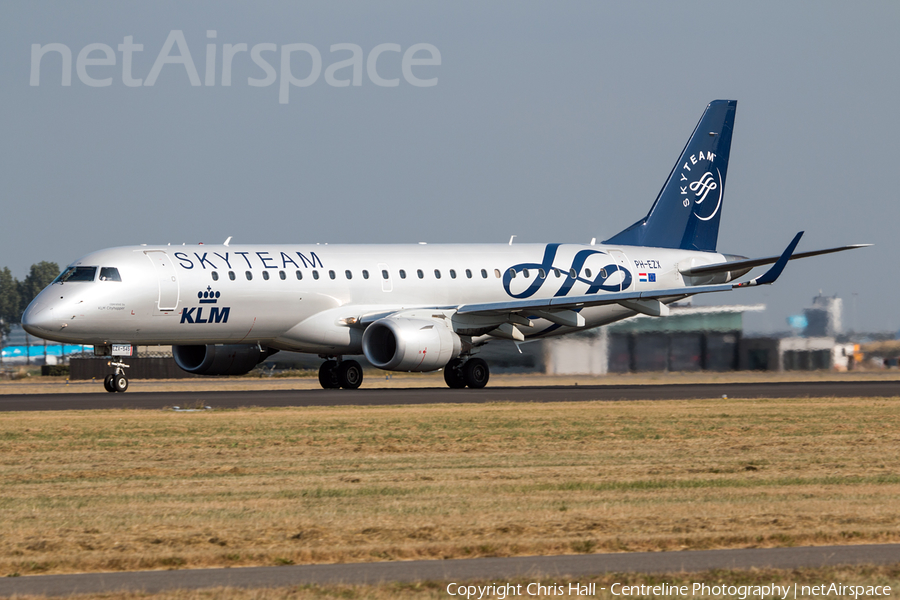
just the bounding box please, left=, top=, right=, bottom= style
left=378, top=263, right=392, bottom=292
left=607, top=250, right=633, bottom=292
left=145, top=251, right=180, bottom=311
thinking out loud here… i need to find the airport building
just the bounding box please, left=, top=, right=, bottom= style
left=544, top=304, right=764, bottom=376
left=544, top=294, right=863, bottom=375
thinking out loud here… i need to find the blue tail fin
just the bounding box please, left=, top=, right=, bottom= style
left=604, top=100, right=737, bottom=252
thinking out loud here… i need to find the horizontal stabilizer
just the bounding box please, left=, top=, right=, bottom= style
left=680, top=243, right=871, bottom=277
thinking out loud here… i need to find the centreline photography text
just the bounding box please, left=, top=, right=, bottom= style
left=445, top=581, right=894, bottom=599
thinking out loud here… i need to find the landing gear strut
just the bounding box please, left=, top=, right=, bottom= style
left=443, top=357, right=489, bottom=389
left=104, top=361, right=130, bottom=393
left=318, top=358, right=364, bottom=390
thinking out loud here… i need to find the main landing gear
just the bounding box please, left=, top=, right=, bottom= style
left=443, top=357, right=489, bottom=389
left=103, top=361, right=130, bottom=393
left=318, top=358, right=363, bottom=390
left=317, top=357, right=490, bottom=390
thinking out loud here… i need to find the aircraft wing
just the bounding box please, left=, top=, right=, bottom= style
left=457, top=232, right=806, bottom=322
left=679, top=243, right=870, bottom=277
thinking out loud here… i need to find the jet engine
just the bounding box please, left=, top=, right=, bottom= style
left=362, top=317, right=461, bottom=372
left=172, top=344, right=275, bottom=376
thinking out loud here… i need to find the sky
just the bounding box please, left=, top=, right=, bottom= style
left=1, top=1, right=898, bottom=334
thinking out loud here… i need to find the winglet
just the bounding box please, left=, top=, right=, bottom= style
left=734, top=231, right=803, bottom=288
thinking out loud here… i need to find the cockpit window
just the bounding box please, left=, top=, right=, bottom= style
left=99, top=267, right=122, bottom=282
left=53, top=266, right=97, bottom=283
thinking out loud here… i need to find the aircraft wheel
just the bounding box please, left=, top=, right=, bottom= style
left=112, top=374, right=129, bottom=393
left=337, top=360, right=363, bottom=390
left=318, top=360, right=340, bottom=389
left=463, top=358, right=489, bottom=389
left=443, top=359, right=466, bottom=389
left=103, top=374, right=115, bottom=393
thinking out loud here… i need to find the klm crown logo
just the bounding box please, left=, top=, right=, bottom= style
left=198, top=286, right=220, bottom=304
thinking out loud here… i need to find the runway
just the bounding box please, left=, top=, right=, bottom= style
left=1, top=380, right=899, bottom=411
left=1, top=544, right=898, bottom=597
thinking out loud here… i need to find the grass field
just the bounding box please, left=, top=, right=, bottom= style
left=2, top=393, right=899, bottom=578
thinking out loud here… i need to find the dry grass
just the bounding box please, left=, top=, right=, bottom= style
left=6, top=566, right=900, bottom=599
left=1, top=396, right=899, bottom=577
left=2, top=369, right=900, bottom=394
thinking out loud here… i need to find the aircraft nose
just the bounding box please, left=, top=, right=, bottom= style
left=21, top=297, right=58, bottom=337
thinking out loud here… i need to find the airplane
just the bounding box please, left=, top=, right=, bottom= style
left=22, top=100, right=868, bottom=392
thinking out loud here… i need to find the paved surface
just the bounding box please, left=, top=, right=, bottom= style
left=1, top=544, right=898, bottom=597
left=1, top=380, right=899, bottom=411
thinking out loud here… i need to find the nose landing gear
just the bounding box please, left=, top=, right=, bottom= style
left=103, top=361, right=130, bottom=393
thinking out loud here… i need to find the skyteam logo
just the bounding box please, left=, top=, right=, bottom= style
left=679, top=151, right=722, bottom=222
left=502, top=244, right=632, bottom=300
left=181, top=286, right=230, bottom=324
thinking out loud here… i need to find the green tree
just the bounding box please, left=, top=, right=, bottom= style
left=19, top=261, right=60, bottom=315
left=0, top=267, right=19, bottom=338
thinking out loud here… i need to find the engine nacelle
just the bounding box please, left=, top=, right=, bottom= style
left=362, top=317, right=461, bottom=372
left=172, top=344, right=274, bottom=376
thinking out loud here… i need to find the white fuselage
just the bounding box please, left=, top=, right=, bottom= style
left=22, top=242, right=727, bottom=356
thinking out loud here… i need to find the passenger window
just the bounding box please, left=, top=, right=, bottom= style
left=245, top=271, right=252, bottom=280
left=382, top=270, right=389, bottom=280
left=279, top=270, right=286, bottom=280
left=509, top=268, right=516, bottom=278
left=600, top=268, right=608, bottom=278
left=434, top=269, right=441, bottom=279
left=329, top=270, right=336, bottom=280
left=296, top=270, right=303, bottom=280
left=523, top=269, right=530, bottom=278
left=494, top=269, right=501, bottom=278
left=481, top=269, right=488, bottom=279
left=417, top=269, right=424, bottom=279
left=313, top=270, right=320, bottom=280
left=211, top=271, right=219, bottom=281
left=229, top=271, right=236, bottom=280
left=399, top=269, right=407, bottom=279
left=345, top=270, right=352, bottom=280
left=262, top=271, right=270, bottom=280
left=99, top=267, right=122, bottom=282
left=553, top=268, right=561, bottom=278
left=450, top=269, right=457, bottom=279
left=538, top=268, right=546, bottom=279
left=585, top=268, right=592, bottom=278
left=569, top=268, right=577, bottom=278
left=362, top=270, right=369, bottom=279
left=466, top=269, right=472, bottom=279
